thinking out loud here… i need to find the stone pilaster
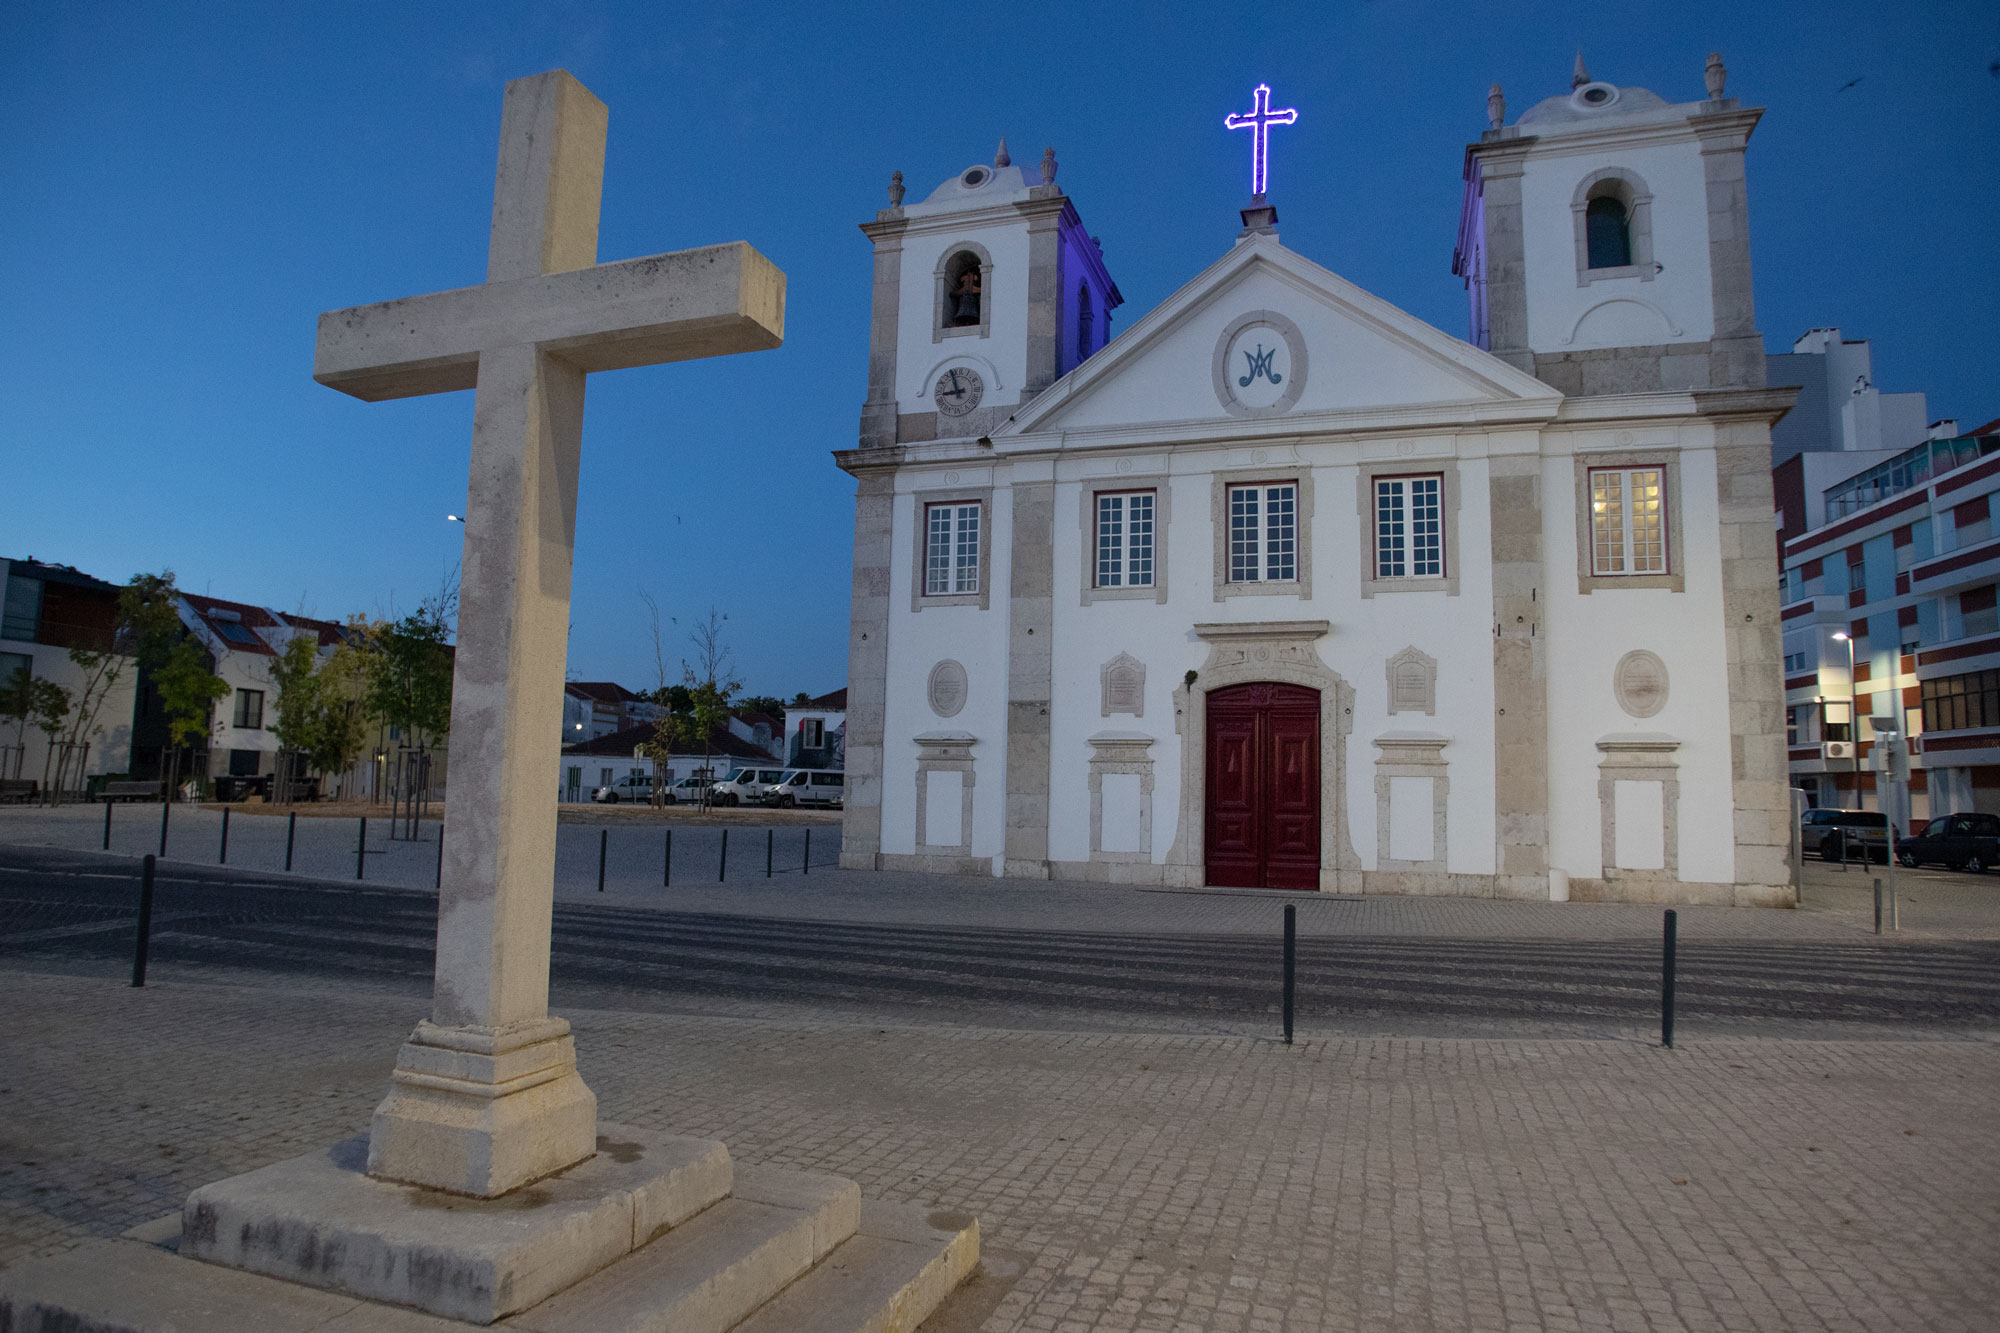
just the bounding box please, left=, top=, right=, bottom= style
left=840, top=470, right=895, bottom=870
left=1489, top=450, right=1551, bottom=897
left=1018, top=194, right=1065, bottom=397
left=1468, top=141, right=1535, bottom=376
left=1004, top=479, right=1055, bottom=877
left=856, top=214, right=906, bottom=449
left=1697, top=388, right=1798, bottom=905
left=1692, top=107, right=1766, bottom=390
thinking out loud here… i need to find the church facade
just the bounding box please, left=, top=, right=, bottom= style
left=835, top=58, right=1794, bottom=906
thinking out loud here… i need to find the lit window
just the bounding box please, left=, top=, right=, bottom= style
left=1227, top=483, right=1298, bottom=583
left=1374, top=475, right=1444, bottom=579
left=1095, top=491, right=1156, bottom=588
left=924, top=502, right=982, bottom=596
left=1589, top=468, right=1668, bottom=576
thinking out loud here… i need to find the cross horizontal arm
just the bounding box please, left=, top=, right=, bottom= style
left=314, top=241, right=785, bottom=401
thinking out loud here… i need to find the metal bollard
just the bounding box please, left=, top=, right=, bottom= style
left=598, top=828, right=608, bottom=892
left=219, top=806, right=230, bottom=865
left=356, top=816, right=367, bottom=881
left=766, top=828, right=773, bottom=878
left=103, top=797, right=112, bottom=851
left=1873, top=877, right=1883, bottom=935
left=663, top=828, right=672, bottom=888
left=159, top=798, right=171, bottom=857
left=436, top=826, right=445, bottom=889
left=1282, top=904, right=1296, bottom=1045
left=803, top=826, right=811, bottom=876
left=285, top=811, right=297, bottom=872
left=1661, top=908, right=1678, bottom=1049
left=131, top=854, right=157, bottom=988
left=719, top=828, right=728, bottom=883
left=1889, top=875, right=1900, bottom=932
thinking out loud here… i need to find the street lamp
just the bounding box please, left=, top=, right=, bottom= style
left=1832, top=632, right=1858, bottom=810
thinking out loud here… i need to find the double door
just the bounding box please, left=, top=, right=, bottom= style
left=1204, top=682, right=1321, bottom=890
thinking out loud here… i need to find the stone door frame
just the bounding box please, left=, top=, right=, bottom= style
left=1165, top=620, right=1360, bottom=891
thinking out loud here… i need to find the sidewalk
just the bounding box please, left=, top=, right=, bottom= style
left=8, top=804, right=2000, bottom=943
left=0, top=968, right=1994, bottom=1332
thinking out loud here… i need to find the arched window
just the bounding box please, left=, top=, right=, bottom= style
left=1076, top=284, right=1094, bottom=355
left=1585, top=195, right=1632, bottom=269
left=944, top=251, right=982, bottom=327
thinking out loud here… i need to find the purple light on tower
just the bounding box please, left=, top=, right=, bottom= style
left=1224, top=83, right=1297, bottom=197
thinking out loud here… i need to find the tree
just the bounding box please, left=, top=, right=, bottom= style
left=636, top=608, right=738, bottom=806
left=364, top=598, right=454, bottom=751
left=156, top=637, right=227, bottom=797
left=738, top=695, right=786, bottom=720
left=0, top=666, right=31, bottom=778
left=267, top=626, right=375, bottom=802
left=30, top=675, right=73, bottom=800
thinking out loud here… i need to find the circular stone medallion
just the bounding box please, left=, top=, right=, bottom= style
left=928, top=660, right=968, bottom=718
left=1613, top=650, right=1669, bottom=719
left=1212, top=310, right=1308, bottom=419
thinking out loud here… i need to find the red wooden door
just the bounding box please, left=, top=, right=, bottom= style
left=1204, top=682, right=1322, bottom=889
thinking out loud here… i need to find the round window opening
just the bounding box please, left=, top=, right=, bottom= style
left=961, top=167, right=989, bottom=187
left=1573, top=82, right=1620, bottom=109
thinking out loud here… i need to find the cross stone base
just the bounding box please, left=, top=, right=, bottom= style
left=365, top=1017, right=597, bottom=1198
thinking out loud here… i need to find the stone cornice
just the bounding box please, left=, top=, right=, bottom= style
left=1690, top=386, right=1798, bottom=425
left=858, top=213, right=907, bottom=243
left=1194, top=620, right=1331, bottom=644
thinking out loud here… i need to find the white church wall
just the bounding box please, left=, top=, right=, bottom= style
left=1541, top=439, right=1737, bottom=891
left=878, top=479, right=1014, bottom=864
left=895, top=225, right=1033, bottom=413
left=1519, top=139, right=1716, bottom=355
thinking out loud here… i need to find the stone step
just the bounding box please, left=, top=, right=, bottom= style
left=730, top=1200, right=980, bottom=1333
left=502, top=1164, right=859, bottom=1333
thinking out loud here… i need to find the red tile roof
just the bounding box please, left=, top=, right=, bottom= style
left=796, top=688, right=847, bottom=711
left=566, top=681, right=643, bottom=704
left=562, top=722, right=773, bottom=760
left=182, top=592, right=281, bottom=655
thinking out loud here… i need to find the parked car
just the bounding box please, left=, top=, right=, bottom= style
left=709, top=767, right=789, bottom=807
left=1897, top=812, right=2000, bottom=872
left=664, top=775, right=716, bottom=805
left=764, top=769, right=844, bottom=809
left=1800, top=808, right=1890, bottom=863
left=591, top=774, right=654, bottom=804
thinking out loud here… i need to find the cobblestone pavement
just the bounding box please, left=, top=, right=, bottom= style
left=1, top=969, right=1995, bottom=1332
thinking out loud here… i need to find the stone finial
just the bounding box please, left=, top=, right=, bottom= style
left=1040, top=146, right=1057, bottom=184
left=1487, top=83, right=1506, bottom=128
left=1572, top=50, right=1590, bottom=89
left=1705, top=51, right=1727, bottom=99
left=888, top=170, right=905, bottom=207
left=994, top=137, right=1011, bottom=168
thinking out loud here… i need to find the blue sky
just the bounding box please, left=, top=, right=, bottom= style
left=5, top=1, right=1996, bottom=700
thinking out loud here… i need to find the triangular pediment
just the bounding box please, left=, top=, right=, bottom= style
left=1001, top=234, right=1558, bottom=441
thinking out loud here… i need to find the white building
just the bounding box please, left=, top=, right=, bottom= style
left=0, top=558, right=138, bottom=790
left=1767, top=328, right=1931, bottom=466
left=783, top=688, right=846, bottom=769
left=835, top=56, right=1792, bottom=905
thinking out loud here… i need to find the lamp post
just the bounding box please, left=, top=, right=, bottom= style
left=1833, top=631, right=1858, bottom=812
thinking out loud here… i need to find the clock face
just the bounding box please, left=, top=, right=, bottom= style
left=933, top=366, right=985, bottom=417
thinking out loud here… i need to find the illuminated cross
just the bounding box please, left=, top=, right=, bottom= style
left=1224, top=83, right=1298, bottom=197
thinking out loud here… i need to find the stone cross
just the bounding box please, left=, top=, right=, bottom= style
left=314, top=70, right=783, bottom=1197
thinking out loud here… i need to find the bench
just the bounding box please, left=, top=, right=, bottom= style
left=0, top=778, right=35, bottom=804
left=99, top=780, right=164, bottom=803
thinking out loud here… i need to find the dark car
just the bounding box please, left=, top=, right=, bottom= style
left=1897, top=812, right=2000, bottom=872
left=1801, top=808, right=1890, bottom=863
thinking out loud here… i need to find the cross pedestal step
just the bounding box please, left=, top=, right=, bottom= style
left=0, top=1125, right=979, bottom=1333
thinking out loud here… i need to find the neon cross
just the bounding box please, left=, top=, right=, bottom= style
left=1224, top=83, right=1298, bottom=197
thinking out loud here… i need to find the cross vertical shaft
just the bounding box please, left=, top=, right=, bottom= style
left=366, top=72, right=610, bottom=1197
left=314, top=65, right=782, bottom=1197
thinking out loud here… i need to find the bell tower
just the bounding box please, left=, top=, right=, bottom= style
left=857, top=141, right=1121, bottom=449
left=1455, top=51, right=1764, bottom=394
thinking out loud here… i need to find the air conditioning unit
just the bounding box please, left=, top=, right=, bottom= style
left=1823, top=741, right=1855, bottom=760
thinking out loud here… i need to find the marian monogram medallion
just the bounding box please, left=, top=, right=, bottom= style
left=1212, top=309, right=1307, bottom=418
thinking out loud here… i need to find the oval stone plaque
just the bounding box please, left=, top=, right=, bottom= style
left=928, top=659, right=968, bottom=718
left=1613, top=650, right=1669, bottom=719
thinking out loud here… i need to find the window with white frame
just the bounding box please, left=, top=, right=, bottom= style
left=233, top=688, right=263, bottom=730
left=924, top=501, right=982, bottom=596
left=1227, top=482, right=1298, bottom=583
left=1373, top=475, right=1444, bottom=579
left=1588, top=467, right=1668, bottom=576
left=1783, top=650, right=1808, bottom=674
left=1094, top=491, right=1156, bottom=588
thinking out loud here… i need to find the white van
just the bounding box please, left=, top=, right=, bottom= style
left=765, top=769, right=843, bottom=809
left=709, top=767, right=788, bottom=807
